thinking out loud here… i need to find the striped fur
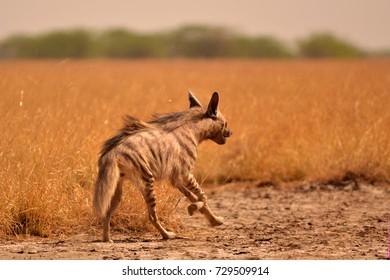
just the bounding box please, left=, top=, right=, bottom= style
left=93, top=91, right=232, bottom=241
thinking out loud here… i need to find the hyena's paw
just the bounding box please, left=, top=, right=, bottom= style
left=162, top=231, right=177, bottom=240
left=187, top=201, right=205, bottom=216
left=209, top=216, right=224, bottom=226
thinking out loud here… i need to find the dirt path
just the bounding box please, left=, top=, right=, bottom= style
left=1, top=183, right=389, bottom=260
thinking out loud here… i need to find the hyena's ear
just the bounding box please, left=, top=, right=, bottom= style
left=188, top=90, right=202, bottom=108
left=206, top=92, right=219, bottom=118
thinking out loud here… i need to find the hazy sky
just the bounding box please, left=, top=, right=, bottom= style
left=1, top=0, right=389, bottom=50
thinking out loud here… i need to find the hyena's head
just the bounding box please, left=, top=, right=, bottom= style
left=189, top=91, right=233, bottom=145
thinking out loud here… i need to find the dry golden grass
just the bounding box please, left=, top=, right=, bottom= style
left=1, top=59, right=390, bottom=237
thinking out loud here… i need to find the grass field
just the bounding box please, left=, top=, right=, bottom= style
left=1, top=59, right=390, bottom=237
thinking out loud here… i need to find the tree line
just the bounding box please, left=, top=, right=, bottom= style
left=0, top=25, right=383, bottom=59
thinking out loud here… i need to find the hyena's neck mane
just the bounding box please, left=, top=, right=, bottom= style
left=101, top=108, right=207, bottom=157
left=149, top=107, right=205, bottom=132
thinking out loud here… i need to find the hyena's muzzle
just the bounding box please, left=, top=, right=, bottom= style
left=218, top=125, right=232, bottom=145
left=223, top=127, right=233, bottom=139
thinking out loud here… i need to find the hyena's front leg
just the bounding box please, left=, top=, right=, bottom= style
left=142, top=179, right=176, bottom=239
left=180, top=174, right=224, bottom=226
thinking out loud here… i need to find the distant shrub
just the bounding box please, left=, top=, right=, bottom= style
left=298, top=33, right=365, bottom=58
left=0, top=29, right=93, bottom=58
left=230, top=36, right=293, bottom=58
left=169, top=25, right=231, bottom=57
left=94, top=28, right=168, bottom=58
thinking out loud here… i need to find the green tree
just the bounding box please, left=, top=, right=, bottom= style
left=30, top=29, right=92, bottom=58
left=0, top=29, right=93, bottom=58
left=96, top=28, right=168, bottom=58
left=230, top=36, right=292, bottom=58
left=0, top=34, right=32, bottom=58
left=298, top=33, right=365, bottom=58
left=170, top=25, right=231, bottom=57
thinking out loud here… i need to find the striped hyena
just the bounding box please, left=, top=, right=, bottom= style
left=93, top=91, right=232, bottom=242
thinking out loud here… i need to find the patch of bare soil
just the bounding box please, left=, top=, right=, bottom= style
left=1, top=183, right=389, bottom=260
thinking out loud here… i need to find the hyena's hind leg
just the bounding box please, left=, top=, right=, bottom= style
left=141, top=179, right=177, bottom=239
left=177, top=174, right=224, bottom=226
left=103, top=179, right=123, bottom=242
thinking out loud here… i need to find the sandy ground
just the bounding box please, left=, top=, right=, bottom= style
left=0, top=182, right=389, bottom=260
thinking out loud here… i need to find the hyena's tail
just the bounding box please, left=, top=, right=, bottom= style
left=93, top=153, right=120, bottom=218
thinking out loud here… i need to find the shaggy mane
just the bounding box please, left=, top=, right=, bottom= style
left=149, top=107, right=205, bottom=131
left=100, top=108, right=205, bottom=157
